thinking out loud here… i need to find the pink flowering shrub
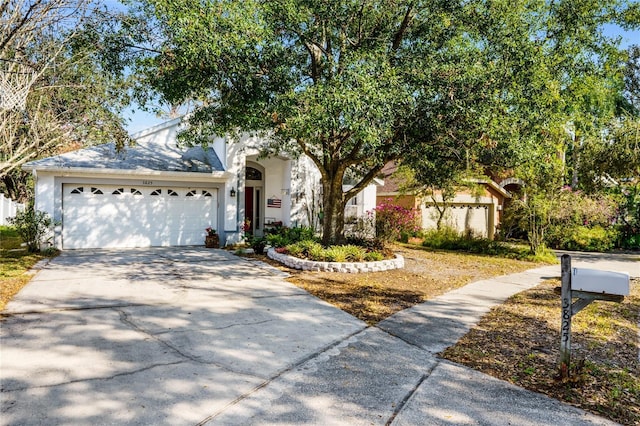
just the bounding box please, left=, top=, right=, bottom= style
left=374, top=199, right=420, bottom=242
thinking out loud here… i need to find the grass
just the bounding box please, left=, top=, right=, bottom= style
left=440, top=278, right=639, bottom=425
left=0, top=226, right=55, bottom=311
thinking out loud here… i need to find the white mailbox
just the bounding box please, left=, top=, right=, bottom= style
left=571, top=268, right=630, bottom=296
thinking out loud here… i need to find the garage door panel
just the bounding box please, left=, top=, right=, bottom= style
left=62, top=184, right=218, bottom=249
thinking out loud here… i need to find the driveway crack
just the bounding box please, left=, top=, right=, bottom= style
left=114, top=308, right=260, bottom=376
left=1, top=361, right=184, bottom=393
left=195, top=326, right=367, bottom=426
left=384, top=360, right=440, bottom=426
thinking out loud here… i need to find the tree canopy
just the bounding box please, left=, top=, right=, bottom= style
left=0, top=0, right=134, bottom=201
left=128, top=0, right=639, bottom=243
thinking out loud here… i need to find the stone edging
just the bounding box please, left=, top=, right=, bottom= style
left=266, top=248, right=404, bottom=273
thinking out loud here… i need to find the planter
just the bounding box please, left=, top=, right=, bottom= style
left=205, top=234, right=219, bottom=248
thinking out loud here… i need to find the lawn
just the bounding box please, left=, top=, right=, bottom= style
left=0, top=226, right=55, bottom=311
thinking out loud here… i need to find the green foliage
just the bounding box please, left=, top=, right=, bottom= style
left=8, top=209, right=53, bottom=253
left=503, top=187, right=635, bottom=252
left=265, top=225, right=317, bottom=248
left=364, top=251, right=384, bottom=262
left=247, top=235, right=267, bottom=254
left=128, top=0, right=639, bottom=245
left=1, top=2, right=134, bottom=202
left=284, top=240, right=384, bottom=262
left=615, top=183, right=640, bottom=249
left=285, top=240, right=324, bottom=259
left=421, top=227, right=557, bottom=263
left=546, top=225, right=619, bottom=252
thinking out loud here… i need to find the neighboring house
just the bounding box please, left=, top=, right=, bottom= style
left=23, top=118, right=379, bottom=249
left=377, top=162, right=513, bottom=239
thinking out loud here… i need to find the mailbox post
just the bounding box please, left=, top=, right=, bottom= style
left=558, top=254, right=629, bottom=378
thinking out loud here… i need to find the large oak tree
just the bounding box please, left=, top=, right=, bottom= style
left=130, top=0, right=638, bottom=244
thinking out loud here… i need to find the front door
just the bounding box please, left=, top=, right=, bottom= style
left=244, top=186, right=263, bottom=235
left=245, top=186, right=254, bottom=235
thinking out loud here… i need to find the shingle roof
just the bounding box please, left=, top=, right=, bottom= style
left=23, top=141, right=225, bottom=174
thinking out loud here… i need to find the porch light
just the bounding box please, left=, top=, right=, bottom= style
left=230, top=187, right=236, bottom=197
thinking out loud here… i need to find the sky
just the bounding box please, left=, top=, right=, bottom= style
left=120, top=7, right=640, bottom=136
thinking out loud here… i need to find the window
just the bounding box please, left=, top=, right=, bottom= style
left=91, top=187, right=103, bottom=195
left=112, top=188, right=124, bottom=195
left=167, top=189, right=178, bottom=196
left=202, top=190, right=212, bottom=197
left=186, top=190, right=197, bottom=197
left=131, top=188, right=142, bottom=195
left=246, top=167, right=262, bottom=181
left=150, top=189, right=162, bottom=196
left=70, top=187, right=83, bottom=194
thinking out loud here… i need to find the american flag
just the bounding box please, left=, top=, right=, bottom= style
left=267, top=198, right=282, bottom=208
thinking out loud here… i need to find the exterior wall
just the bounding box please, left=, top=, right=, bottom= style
left=376, top=194, right=419, bottom=210
left=289, top=155, right=322, bottom=229
left=420, top=187, right=504, bottom=239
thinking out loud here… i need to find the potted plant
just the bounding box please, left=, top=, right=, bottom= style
left=205, top=227, right=219, bottom=248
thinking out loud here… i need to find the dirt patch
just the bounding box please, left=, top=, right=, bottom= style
left=441, top=278, right=639, bottom=425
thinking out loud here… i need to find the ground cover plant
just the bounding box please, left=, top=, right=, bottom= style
left=441, top=278, right=639, bottom=425
left=0, top=226, right=55, bottom=311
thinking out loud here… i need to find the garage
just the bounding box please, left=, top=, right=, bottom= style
left=62, top=184, right=218, bottom=249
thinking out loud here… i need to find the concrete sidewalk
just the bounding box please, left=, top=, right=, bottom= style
left=1, top=249, right=637, bottom=425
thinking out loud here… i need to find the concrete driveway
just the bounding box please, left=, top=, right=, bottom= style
left=1, top=248, right=366, bottom=425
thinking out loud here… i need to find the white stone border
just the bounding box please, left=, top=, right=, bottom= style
left=267, top=248, right=404, bottom=273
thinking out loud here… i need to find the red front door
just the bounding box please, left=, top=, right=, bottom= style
left=245, top=186, right=254, bottom=234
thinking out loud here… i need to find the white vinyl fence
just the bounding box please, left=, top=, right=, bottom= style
left=0, top=193, right=25, bottom=225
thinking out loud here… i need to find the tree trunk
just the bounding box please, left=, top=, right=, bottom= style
left=321, top=176, right=347, bottom=245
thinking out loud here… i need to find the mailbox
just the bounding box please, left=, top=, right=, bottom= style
left=571, top=268, right=630, bottom=296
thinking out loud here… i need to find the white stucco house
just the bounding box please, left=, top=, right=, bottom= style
left=23, top=118, right=379, bottom=249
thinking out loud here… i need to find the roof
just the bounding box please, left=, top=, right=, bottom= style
left=377, top=162, right=511, bottom=198
left=23, top=140, right=225, bottom=174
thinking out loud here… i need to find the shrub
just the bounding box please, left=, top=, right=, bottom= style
left=285, top=239, right=324, bottom=259
left=421, top=227, right=557, bottom=262
left=283, top=240, right=385, bottom=262
left=364, top=251, right=384, bottom=261
left=421, top=226, right=461, bottom=249
left=265, top=225, right=317, bottom=247
left=374, top=200, right=420, bottom=242
left=324, top=246, right=347, bottom=262
left=8, top=208, right=53, bottom=252
left=615, top=185, right=640, bottom=250
left=546, top=225, right=619, bottom=252
left=248, top=236, right=268, bottom=254
left=327, top=244, right=366, bottom=262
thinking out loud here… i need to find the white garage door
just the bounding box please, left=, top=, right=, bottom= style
left=62, top=184, right=218, bottom=249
